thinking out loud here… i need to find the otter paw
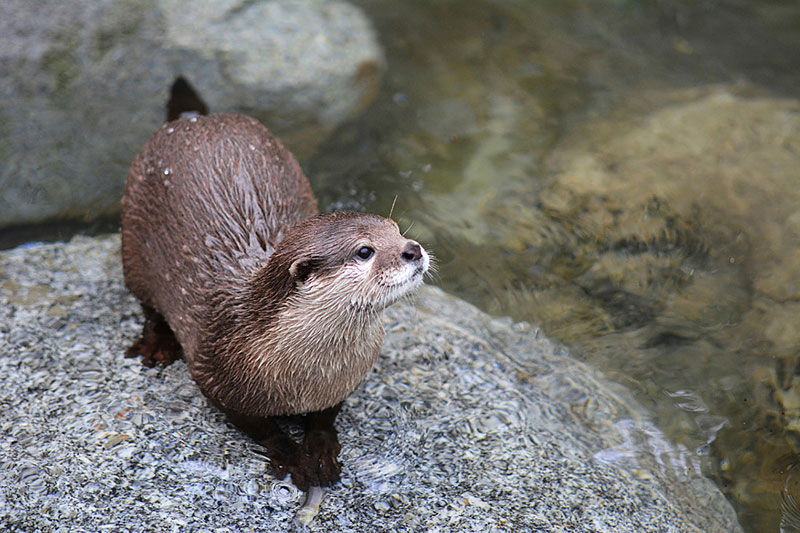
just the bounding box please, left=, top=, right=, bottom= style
left=256, top=435, right=314, bottom=491
left=125, top=337, right=181, bottom=367
left=125, top=338, right=157, bottom=365
left=302, top=429, right=342, bottom=487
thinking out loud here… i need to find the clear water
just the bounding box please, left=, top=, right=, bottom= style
left=304, top=1, right=800, bottom=531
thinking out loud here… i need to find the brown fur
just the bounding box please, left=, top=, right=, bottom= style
left=122, top=86, right=428, bottom=490
left=122, top=114, right=427, bottom=417
left=122, top=114, right=317, bottom=359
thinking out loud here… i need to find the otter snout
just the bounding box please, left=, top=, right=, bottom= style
left=402, top=242, right=423, bottom=262
left=399, top=239, right=430, bottom=285
left=402, top=239, right=430, bottom=272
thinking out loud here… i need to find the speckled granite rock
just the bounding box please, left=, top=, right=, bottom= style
left=0, top=235, right=741, bottom=531
left=0, top=0, right=383, bottom=227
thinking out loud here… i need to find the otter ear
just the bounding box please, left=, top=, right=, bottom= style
left=289, top=256, right=320, bottom=284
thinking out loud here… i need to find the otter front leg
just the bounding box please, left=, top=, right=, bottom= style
left=225, top=405, right=344, bottom=491
left=225, top=410, right=311, bottom=489
left=303, top=403, right=343, bottom=487
left=252, top=418, right=311, bottom=488
left=126, top=304, right=182, bottom=367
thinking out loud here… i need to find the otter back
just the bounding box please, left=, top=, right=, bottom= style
left=121, top=114, right=318, bottom=361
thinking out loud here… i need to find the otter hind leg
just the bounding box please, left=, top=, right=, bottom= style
left=226, top=404, right=344, bottom=491
left=126, top=304, right=183, bottom=367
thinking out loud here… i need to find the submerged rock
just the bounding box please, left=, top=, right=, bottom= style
left=541, top=89, right=800, bottom=521
left=0, top=0, right=383, bottom=228
left=413, top=86, right=800, bottom=525
left=0, top=235, right=740, bottom=531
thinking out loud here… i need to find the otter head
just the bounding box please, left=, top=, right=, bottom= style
left=203, top=212, right=430, bottom=416
left=281, top=212, right=429, bottom=315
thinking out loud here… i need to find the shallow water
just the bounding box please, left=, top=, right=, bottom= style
left=304, top=1, right=800, bottom=530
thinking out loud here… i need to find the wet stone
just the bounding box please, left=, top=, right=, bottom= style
left=0, top=235, right=741, bottom=531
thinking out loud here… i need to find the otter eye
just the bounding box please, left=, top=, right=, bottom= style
left=355, top=246, right=374, bottom=260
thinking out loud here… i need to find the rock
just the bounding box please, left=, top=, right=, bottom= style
left=0, top=235, right=741, bottom=531
left=0, top=0, right=383, bottom=228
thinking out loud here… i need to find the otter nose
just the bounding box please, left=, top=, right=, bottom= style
left=401, top=242, right=423, bottom=262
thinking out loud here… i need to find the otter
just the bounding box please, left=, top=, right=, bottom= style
left=121, top=78, right=430, bottom=490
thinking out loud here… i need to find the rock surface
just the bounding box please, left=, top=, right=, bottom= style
left=0, top=0, right=383, bottom=228
left=0, top=235, right=741, bottom=531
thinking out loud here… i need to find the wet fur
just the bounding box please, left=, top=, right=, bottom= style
left=121, top=80, right=428, bottom=489
left=193, top=213, right=408, bottom=416
left=123, top=113, right=317, bottom=359
left=121, top=118, right=406, bottom=414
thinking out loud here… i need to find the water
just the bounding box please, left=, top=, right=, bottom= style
left=303, top=1, right=800, bottom=530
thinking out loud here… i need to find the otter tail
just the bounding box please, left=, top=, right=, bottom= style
left=166, top=76, right=208, bottom=122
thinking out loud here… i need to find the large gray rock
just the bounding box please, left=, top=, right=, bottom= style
left=0, top=235, right=741, bottom=531
left=0, top=0, right=383, bottom=227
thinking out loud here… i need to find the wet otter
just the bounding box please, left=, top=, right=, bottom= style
left=121, top=78, right=430, bottom=490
